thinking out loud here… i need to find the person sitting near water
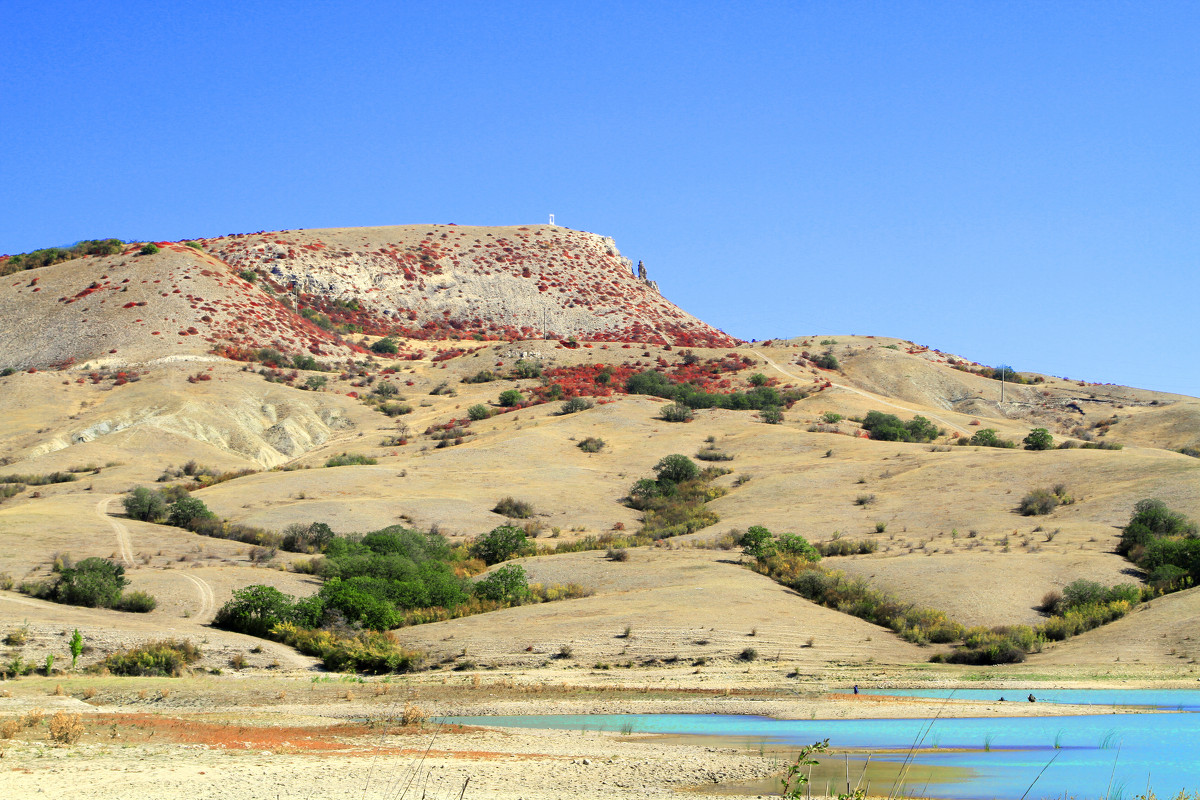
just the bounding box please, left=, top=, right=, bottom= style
left=853, top=685, right=859, bottom=695
left=1028, top=693, right=1036, bottom=703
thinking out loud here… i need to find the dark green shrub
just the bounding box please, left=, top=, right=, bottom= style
left=492, top=496, right=534, bottom=519
left=654, top=454, right=699, bottom=484
left=558, top=397, right=594, bottom=415
left=759, top=406, right=783, bottom=424
left=577, top=437, right=605, bottom=453
left=467, top=404, right=491, bottom=421
left=138, top=243, right=160, bottom=255
left=213, top=585, right=298, bottom=638
left=822, top=412, right=843, bottom=424
left=238, top=268, right=257, bottom=282
left=115, top=591, right=157, bottom=612
left=55, top=558, right=127, bottom=608
left=748, top=373, right=768, bottom=386
left=498, top=389, right=523, bottom=407
left=168, top=496, right=216, bottom=528
left=473, top=564, right=530, bottom=603
left=370, top=337, right=399, bottom=354
left=464, top=370, right=498, bottom=384
left=969, top=428, right=1016, bottom=448
left=860, top=411, right=939, bottom=443
left=123, top=487, right=166, bottom=522
left=470, top=525, right=529, bottom=565
left=812, top=352, right=839, bottom=370
left=1023, top=428, right=1054, bottom=450
left=741, top=526, right=776, bottom=559
left=660, top=402, right=693, bottom=422
left=739, top=647, right=758, bottom=661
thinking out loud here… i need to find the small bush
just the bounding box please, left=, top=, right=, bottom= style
left=378, top=402, right=412, bottom=417
left=100, top=639, right=201, bottom=676
left=660, top=402, right=693, bottom=422
left=370, top=337, right=399, bottom=355
left=739, top=647, right=758, bottom=661
left=558, top=397, right=594, bottom=415
left=498, top=389, right=523, bottom=407
left=759, top=406, right=783, bottom=424
left=48, top=712, right=84, bottom=744
left=1019, top=489, right=1059, bottom=516
left=492, top=496, right=534, bottom=519
left=325, top=453, right=377, bottom=467
left=606, top=547, right=629, bottom=562
left=855, top=494, right=876, bottom=506
left=115, top=591, right=157, bottom=613
left=139, top=243, right=160, bottom=255
left=577, top=437, right=605, bottom=453
left=823, top=412, right=844, bottom=424
left=467, top=404, right=491, bottom=421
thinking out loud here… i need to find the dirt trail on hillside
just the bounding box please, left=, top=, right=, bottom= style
left=752, top=349, right=968, bottom=435
left=96, top=496, right=134, bottom=565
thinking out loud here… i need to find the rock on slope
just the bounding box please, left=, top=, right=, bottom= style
left=200, top=224, right=738, bottom=347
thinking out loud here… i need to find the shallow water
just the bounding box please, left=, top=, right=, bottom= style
left=861, top=687, right=1200, bottom=711
left=447, top=692, right=1200, bottom=799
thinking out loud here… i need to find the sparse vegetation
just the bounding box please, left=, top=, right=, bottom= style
left=324, top=453, right=377, bottom=467
left=626, top=455, right=726, bottom=539
left=492, top=496, right=534, bottom=519
left=0, top=238, right=124, bottom=276
left=1018, top=485, right=1073, bottom=515
left=557, top=397, right=594, bottom=415
left=659, top=402, right=694, bottom=422
left=577, top=437, right=605, bottom=453
left=99, top=639, right=202, bottom=676
left=21, top=557, right=158, bottom=613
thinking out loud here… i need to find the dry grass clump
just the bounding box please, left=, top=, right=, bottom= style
left=48, top=711, right=84, bottom=744
left=401, top=703, right=427, bottom=726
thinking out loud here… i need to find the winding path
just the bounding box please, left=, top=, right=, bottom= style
left=177, top=572, right=217, bottom=620
left=96, top=496, right=135, bottom=566
left=750, top=349, right=968, bottom=436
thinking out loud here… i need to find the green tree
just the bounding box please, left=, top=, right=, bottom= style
left=70, top=629, right=83, bottom=670
left=167, top=496, right=216, bottom=528
left=139, top=242, right=160, bottom=255
left=741, top=526, right=776, bottom=559
left=653, top=454, right=699, bottom=484
left=498, top=389, right=523, bottom=407
left=748, top=373, right=768, bottom=387
left=970, top=428, right=1002, bottom=447
left=1023, top=428, right=1054, bottom=450
left=212, top=585, right=296, bottom=638
left=473, top=564, right=530, bottom=603
left=467, top=404, right=491, bottom=421
left=470, top=525, right=529, bottom=565
left=123, top=487, right=166, bottom=522
left=55, top=558, right=127, bottom=608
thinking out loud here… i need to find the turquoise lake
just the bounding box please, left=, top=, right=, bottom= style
left=447, top=691, right=1200, bottom=799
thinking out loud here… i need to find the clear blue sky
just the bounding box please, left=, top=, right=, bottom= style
left=4, top=1, right=1198, bottom=396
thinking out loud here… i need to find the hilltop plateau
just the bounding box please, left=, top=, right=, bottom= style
left=0, top=224, right=1198, bottom=799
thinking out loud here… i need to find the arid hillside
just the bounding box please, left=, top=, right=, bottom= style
left=0, top=226, right=1198, bottom=698
left=199, top=224, right=737, bottom=347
